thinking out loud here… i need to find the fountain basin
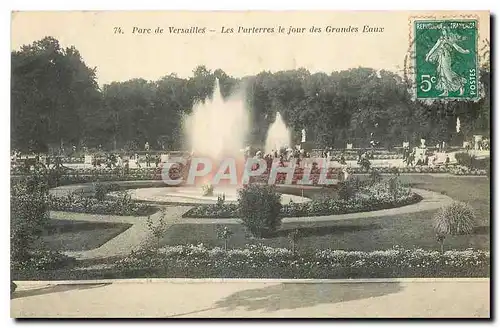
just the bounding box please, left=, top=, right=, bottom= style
left=110, top=186, right=311, bottom=205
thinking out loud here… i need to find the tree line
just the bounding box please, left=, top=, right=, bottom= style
left=11, top=37, right=491, bottom=154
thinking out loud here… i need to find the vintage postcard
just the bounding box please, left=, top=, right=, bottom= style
left=10, top=11, right=490, bottom=318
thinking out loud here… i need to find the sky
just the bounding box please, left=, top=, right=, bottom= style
left=11, top=11, right=490, bottom=86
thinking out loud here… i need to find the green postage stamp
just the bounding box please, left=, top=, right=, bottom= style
left=414, top=20, right=478, bottom=99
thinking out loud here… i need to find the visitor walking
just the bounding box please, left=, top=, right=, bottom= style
left=407, top=152, right=414, bottom=166
left=11, top=151, right=18, bottom=168
left=135, top=154, right=141, bottom=168
left=339, top=153, right=346, bottom=165
left=124, top=159, right=130, bottom=174
left=116, top=155, right=123, bottom=168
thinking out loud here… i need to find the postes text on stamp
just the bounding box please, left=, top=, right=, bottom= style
left=414, top=20, right=478, bottom=99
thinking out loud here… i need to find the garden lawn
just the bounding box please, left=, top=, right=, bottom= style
left=160, top=175, right=489, bottom=252
left=37, top=219, right=132, bottom=252
left=397, top=175, right=490, bottom=225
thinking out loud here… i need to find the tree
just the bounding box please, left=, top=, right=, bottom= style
left=288, top=228, right=302, bottom=254
left=100, top=79, right=156, bottom=150
left=11, top=37, right=101, bottom=153
left=11, top=37, right=490, bottom=153
left=216, top=225, right=234, bottom=251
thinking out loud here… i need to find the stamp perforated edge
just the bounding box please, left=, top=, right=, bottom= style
left=405, top=14, right=482, bottom=101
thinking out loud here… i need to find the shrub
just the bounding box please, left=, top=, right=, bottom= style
left=338, top=181, right=354, bottom=201
left=454, top=153, right=490, bottom=171
left=47, top=167, right=65, bottom=188
left=238, top=184, right=282, bottom=238
left=387, top=176, right=399, bottom=201
left=94, top=183, right=107, bottom=201
left=368, top=170, right=382, bottom=185
left=337, top=177, right=363, bottom=201
left=11, top=171, right=75, bottom=273
left=455, top=152, right=476, bottom=168
left=359, top=157, right=371, bottom=172
left=434, top=202, right=475, bottom=253
left=11, top=173, right=50, bottom=264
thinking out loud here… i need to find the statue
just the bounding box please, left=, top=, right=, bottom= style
left=425, top=28, right=470, bottom=97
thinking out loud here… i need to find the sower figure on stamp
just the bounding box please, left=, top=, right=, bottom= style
left=425, top=28, right=470, bottom=97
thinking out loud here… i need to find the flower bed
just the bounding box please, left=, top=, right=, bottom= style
left=340, top=154, right=403, bottom=160
left=114, top=244, right=490, bottom=278
left=12, top=167, right=168, bottom=179
left=183, top=193, right=421, bottom=219
left=251, top=165, right=486, bottom=183
left=183, top=180, right=422, bottom=218
left=11, top=167, right=180, bottom=187
left=49, top=193, right=157, bottom=216
left=60, top=157, right=85, bottom=164
left=11, top=162, right=488, bottom=184
left=282, top=192, right=421, bottom=217
left=448, top=165, right=488, bottom=176
left=59, top=167, right=166, bottom=183
left=11, top=250, right=76, bottom=271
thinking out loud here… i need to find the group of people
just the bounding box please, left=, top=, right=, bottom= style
left=11, top=152, right=64, bottom=172
left=132, top=153, right=161, bottom=168
left=242, top=145, right=363, bottom=172
left=402, top=147, right=450, bottom=167
left=464, top=139, right=490, bottom=151
left=91, top=153, right=161, bottom=169
left=248, top=146, right=313, bottom=170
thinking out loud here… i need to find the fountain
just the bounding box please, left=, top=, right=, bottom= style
left=184, top=78, right=249, bottom=161
left=265, top=112, right=291, bottom=155
left=183, top=78, right=250, bottom=188
left=116, top=78, right=311, bottom=205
